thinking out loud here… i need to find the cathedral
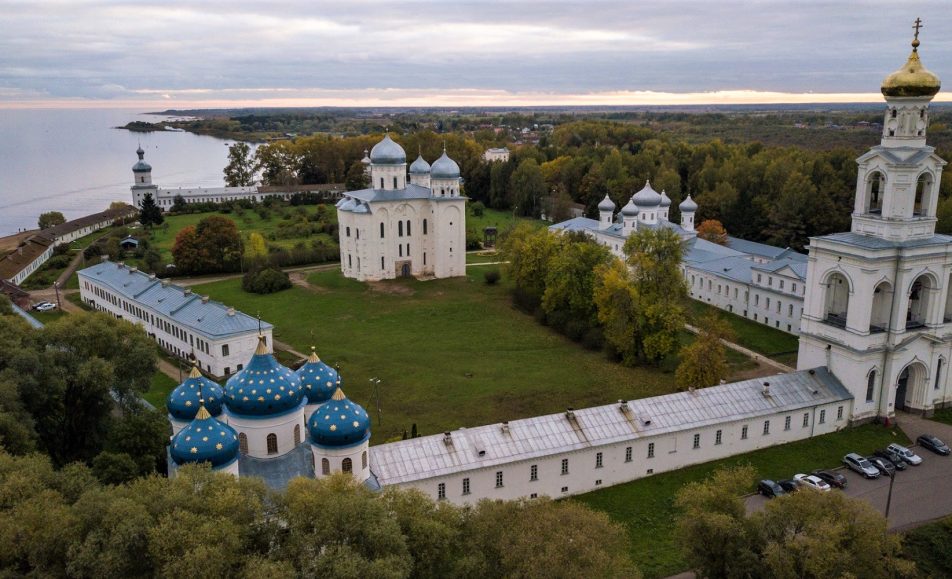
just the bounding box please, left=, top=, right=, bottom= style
left=335, top=135, right=467, bottom=281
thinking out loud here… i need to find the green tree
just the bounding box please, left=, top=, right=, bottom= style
left=103, top=407, right=171, bottom=476
left=345, top=161, right=370, bottom=191
left=90, top=451, right=139, bottom=485
left=499, top=224, right=563, bottom=307
left=171, top=216, right=242, bottom=274
left=138, top=193, right=164, bottom=228
left=224, top=142, right=258, bottom=186
left=170, top=194, right=188, bottom=213
left=38, top=211, right=66, bottom=230
left=676, top=312, right=734, bottom=390
left=509, top=159, right=547, bottom=217
left=255, top=141, right=301, bottom=186
left=542, top=235, right=612, bottom=331
left=593, top=259, right=641, bottom=365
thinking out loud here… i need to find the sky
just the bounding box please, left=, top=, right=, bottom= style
left=2, top=0, right=951, bottom=108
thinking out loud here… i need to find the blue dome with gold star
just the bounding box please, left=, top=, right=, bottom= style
left=308, top=387, right=371, bottom=448
left=167, top=366, right=224, bottom=420
left=170, top=405, right=240, bottom=467
left=296, top=348, right=339, bottom=405
left=224, top=337, right=304, bottom=416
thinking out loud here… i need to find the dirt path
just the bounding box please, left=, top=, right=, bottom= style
left=684, top=323, right=795, bottom=374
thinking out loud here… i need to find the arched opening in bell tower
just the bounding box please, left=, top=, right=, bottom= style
left=865, top=171, right=885, bottom=214
left=945, top=273, right=952, bottom=323
left=906, top=274, right=935, bottom=329
left=870, top=280, right=892, bottom=332
left=823, top=272, right=850, bottom=328
left=895, top=362, right=926, bottom=411
left=913, top=173, right=934, bottom=217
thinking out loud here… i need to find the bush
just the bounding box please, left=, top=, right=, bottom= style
left=484, top=269, right=501, bottom=285
left=471, top=201, right=486, bottom=217
left=242, top=266, right=292, bottom=294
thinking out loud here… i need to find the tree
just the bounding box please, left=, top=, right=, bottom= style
left=170, top=194, right=188, bottom=213
left=171, top=216, right=241, bottom=274
left=542, top=235, right=612, bottom=333
left=224, top=142, right=257, bottom=186
left=676, top=312, right=733, bottom=390
left=499, top=224, right=563, bottom=309
left=108, top=201, right=128, bottom=211
left=594, top=259, right=640, bottom=365
left=255, top=141, right=301, bottom=186
left=138, top=193, right=164, bottom=228
left=246, top=231, right=268, bottom=260
left=345, top=161, right=370, bottom=191
left=696, top=219, right=729, bottom=245
left=509, top=159, right=547, bottom=217
left=242, top=266, right=292, bottom=294
left=38, top=211, right=66, bottom=230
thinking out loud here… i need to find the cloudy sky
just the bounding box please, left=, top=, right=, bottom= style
left=2, top=0, right=950, bottom=107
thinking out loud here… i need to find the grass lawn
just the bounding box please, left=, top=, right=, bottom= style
left=465, top=250, right=504, bottom=264
left=901, top=514, right=952, bottom=578
left=30, top=309, right=67, bottom=324
left=575, top=424, right=910, bottom=578
left=66, top=292, right=91, bottom=310
left=687, top=299, right=800, bottom=366
left=143, top=371, right=178, bottom=408
left=468, top=207, right=545, bottom=236
left=189, top=268, right=757, bottom=443
left=929, top=407, right=952, bottom=426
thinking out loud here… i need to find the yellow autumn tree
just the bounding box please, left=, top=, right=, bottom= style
left=675, top=312, right=734, bottom=390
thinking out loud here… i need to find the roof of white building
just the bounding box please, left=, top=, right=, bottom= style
left=817, top=231, right=952, bottom=250
left=548, top=217, right=688, bottom=240
left=339, top=183, right=464, bottom=208
left=726, top=236, right=793, bottom=260
left=158, top=186, right=257, bottom=197
left=370, top=368, right=851, bottom=486
left=78, top=260, right=272, bottom=339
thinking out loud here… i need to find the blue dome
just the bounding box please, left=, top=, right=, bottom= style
left=632, top=181, right=662, bottom=207
left=409, top=155, right=431, bottom=175
left=308, top=388, right=371, bottom=448
left=370, top=134, right=406, bottom=165
left=679, top=194, right=698, bottom=212
left=598, top=194, right=616, bottom=212
left=133, top=146, right=151, bottom=172
left=659, top=190, right=672, bottom=208
left=224, top=338, right=304, bottom=416
left=430, top=151, right=461, bottom=179
left=297, top=348, right=339, bottom=405
left=170, top=406, right=240, bottom=467
left=621, top=198, right=638, bottom=216
left=167, top=366, right=224, bottom=420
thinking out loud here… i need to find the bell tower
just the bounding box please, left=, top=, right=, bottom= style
left=798, top=21, right=952, bottom=421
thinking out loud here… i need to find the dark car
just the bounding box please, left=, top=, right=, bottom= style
left=758, top=479, right=786, bottom=498
left=873, top=448, right=908, bottom=471
left=777, top=479, right=800, bottom=493
left=811, top=469, right=848, bottom=489
left=867, top=456, right=896, bottom=477
left=917, top=434, right=951, bottom=456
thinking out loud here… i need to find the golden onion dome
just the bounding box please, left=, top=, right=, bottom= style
left=881, top=22, right=941, bottom=98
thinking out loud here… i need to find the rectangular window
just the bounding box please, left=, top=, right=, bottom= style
left=595, top=479, right=602, bottom=486
left=789, top=304, right=794, bottom=316
left=763, top=420, right=770, bottom=435
left=647, top=443, right=655, bottom=458
left=742, top=424, right=749, bottom=439
left=779, top=280, right=784, bottom=289
left=692, top=433, right=700, bottom=449
left=561, top=458, right=569, bottom=475
left=715, top=430, right=722, bottom=445
left=561, top=486, right=568, bottom=493
left=837, top=406, right=844, bottom=421
left=819, top=410, right=826, bottom=424
left=224, top=367, right=230, bottom=375
left=595, top=452, right=603, bottom=468
left=755, top=295, right=760, bottom=306
left=437, top=483, right=446, bottom=500
left=792, top=283, right=797, bottom=293
left=784, top=416, right=791, bottom=431
left=530, top=493, right=537, bottom=499
left=530, top=465, right=538, bottom=481
left=766, top=298, right=771, bottom=308
left=495, top=471, right=503, bottom=488
left=222, top=344, right=229, bottom=357
left=803, top=412, right=810, bottom=427
left=625, top=446, right=632, bottom=462
left=768, top=276, right=773, bottom=286
left=757, top=274, right=762, bottom=283
left=462, top=478, right=470, bottom=495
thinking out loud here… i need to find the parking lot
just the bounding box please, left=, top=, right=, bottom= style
left=746, top=412, right=952, bottom=530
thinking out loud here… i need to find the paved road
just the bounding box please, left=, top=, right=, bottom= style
left=746, top=413, right=952, bottom=530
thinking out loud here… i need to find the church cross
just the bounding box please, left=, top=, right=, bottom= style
left=913, top=17, right=923, bottom=40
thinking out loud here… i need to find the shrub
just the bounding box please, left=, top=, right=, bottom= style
left=484, top=269, right=501, bottom=285
left=471, top=201, right=486, bottom=217
left=242, top=266, right=292, bottom=294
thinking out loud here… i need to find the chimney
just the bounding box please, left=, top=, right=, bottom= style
left=565, top=407, right=575, bottom=420
left=762, top=382, right=771, bottom=397
left=129, top=266, right=137, bottom=274
left=201, top=295, right=209, bottom=304
left=161, top=279, right=170, bottom=287
left=442, top=431, right=452, bottom=445
left=226, top=307, right=235, bottom=316
left=148, top=273, right=156, bottom=280
left=500, top=421, right=510, bottom=434
left=184, top=288, right=192, bottom=296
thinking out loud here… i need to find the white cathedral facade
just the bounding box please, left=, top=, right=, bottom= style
left=335, top=135, right=467, bottom=281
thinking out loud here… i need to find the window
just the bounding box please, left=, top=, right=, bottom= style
left=406, top=220, right=411, bottom=236
left=784, top=416, right=791, bottom=431
left=398, top=221, right=403, bottom=237
left=692, top=434, right=700, bottom=449
left=837, top=406, right=844, bottom=421
left=766, top=298, right=771, bottom=308
left=792, top=283, right=797, bottom=293
left=741, top=425, right=748, bottom=440
left=936, top=359, right=944, bottom=390
left=596, top=452, right=603, bottom=468
left=803, top=412, right=810, bottom=427
left=755, top=295, right=760, bottom=306
left=346, top=226, right=351, bottom=237
left=647, top=443, right=655, bottom=458
left=239, top=433, right=248, bottom=454
left=496, top=471, right=504, bottom=487
left=819, top=410, right=826, bottom=424
left=321, top=458, right=330, bottom=475
left=342, top=457, right=352, bottom=472
left=224, top=367, right=230, bottom=375
left=595, top=479, right=602, bottom=486
left=561, top=458, right=569, bottom=475
left=294, top=424, right=301, bottom=445
left=380, top=222, right=385, bottom=238
left=788, top=304, right=794, bottom=316
left=393, top=176, right=398, bottom=189
left=423, top=219, right=428, bottom=234
left=866, top=370, right=876, bottom=402
left=438, top=483, right=446, bottom=500
left=780, top=280, right=784, bottom=289
left=362, top=451, right=368, bottom=469
left=763, top=420, right=770, bottom=435
left=561, top=486, right=569, bottom=493
left=530, top=465, right=538, bottom=481
left=530, top=493, right=538, bottom=499
left=399, top=245, right=402, bottom=257
left=715, top=430, right=722, bottom=445
left=625, top=446, right=633, bottom=462
left=266, top=433, right=278, bottom=455
left=462, top=478, right=470, bottom=495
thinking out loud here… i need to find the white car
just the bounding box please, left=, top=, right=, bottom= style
left=887, top=443, right=923, bottom=466
left=793, top=473, right=832, bottom=492
left=34, top=302, right=57, bottom=312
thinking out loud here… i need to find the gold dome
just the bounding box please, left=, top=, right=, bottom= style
left=881, top=22, right=941, bottom=98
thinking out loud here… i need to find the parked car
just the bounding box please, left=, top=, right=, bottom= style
left=758, top=479, right=786, bottom=498
left=843, top=453, right=881, bottom=478
left=867, top=456, right=896, bottom=477
left=793, top=473, right=832, bottom=492
left=777, top=479, right=800, bottom=493
left=811, top=469, right=848, bottom=488
left=917, top=434, right=951, bottom=456
left=873, top=449, right=908, bottom=471
left=34, top=302, right=57, bottom=312
left=887, top=443, right=923, bottom=465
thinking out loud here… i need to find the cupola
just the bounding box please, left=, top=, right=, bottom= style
left=169, top=404, right=240, bottom=468
left=308, top=387, right=371, bottom=448
left=296, top=347, right=340, bottom=406
left=369, top=134, right=406, bottom=165
left=881, top=21, right=941, bottom=98
left=166, top=365, right=224, bottom=421
left=223, top=336, right=304, bottom=416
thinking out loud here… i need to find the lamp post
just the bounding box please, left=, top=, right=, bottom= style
left=53, top=281, right=61, bottom=310
left=884, top=469, right=896, bottom=519
left=369, top=377, right=382, bottom=426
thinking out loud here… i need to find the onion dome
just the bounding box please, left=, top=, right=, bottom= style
left=598, top=194, right=616, bottom=212
left=679, top=194, right=698, bottom=213
left=632, top=181, right=662, bottom=207
left=409, top=154, right=431, bottom=175
left=882, top=27, right=940, bottom=98
left=296, top=347, right=339, bottom=405
left=308, top=387, right=371, bottom=448
left=659, top=190, right=672, bottom=208
left=370, top=134, right=406, bottom=165
left=224, top=337, right=304, bottom=416
left=361, top=149, right=371, bottom=164
left=166, top=365, right=224, bottom=420
left=170, top=404, right=240, bottom=467
left=133, top=146, right=151, bottom=172
left=621, top=197, right=638, bottom=216
left=430, top=149, right=461, bottom=179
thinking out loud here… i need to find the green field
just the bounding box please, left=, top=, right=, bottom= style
left=576, top=424, right=910, bottom=578
left=143, top=371, right=179, bottom=408
left=687, top=299, right=800, bottom=366
left=929, top=407, right=952, bottom=426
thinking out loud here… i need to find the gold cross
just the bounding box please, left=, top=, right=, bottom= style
left=913, top=17, right=923, bottom=40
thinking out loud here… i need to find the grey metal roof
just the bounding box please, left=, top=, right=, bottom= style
left=238, top=443, right=314, bottom=489
left=549, top=216, right=600, bottom=234
left=343, top=184, right=435, bottom=204
left=430, top=152, right=461, bottom=179
left=687, top=255, right=755, bottom=284
left=857, top=145, right=940, bottom=167
left=817, top=231, right=952, bottom=250
left=751, top=256, right=808, bottom=280
left=78, top=260, right=272, bottom=339
left=726, top=236, right=791, bottom=259
left=370, top=368, right=851, bottom=486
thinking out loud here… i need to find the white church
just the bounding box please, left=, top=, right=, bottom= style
left=166, top=29, right=950, bottom=505
left=335, top=134, right=467, bottom=281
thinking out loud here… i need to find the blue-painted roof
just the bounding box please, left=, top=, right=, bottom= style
left=167, top=366, right=225, bottom=420
left=688, top=255, right=756, bottom=284
left=224, top=339, right=304, bottom=416
left=170, top=407, right=240, bottom=467
left=78, top=260, right=271, bottom=340
left=751, top=256, right=808, bottom=280
left=297, top=349, right=339, bottom=405
left=238, top=442, right=314, bottom=489
left=342, top=184, right=438, bottom=204
left=308, top=388, right=371, bottom=449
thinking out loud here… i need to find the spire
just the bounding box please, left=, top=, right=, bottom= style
left=308, top=346, right=320, bottom=363
left=195, top=374, right=210, bottom=419
left=255, top=334, right=269, bottom=356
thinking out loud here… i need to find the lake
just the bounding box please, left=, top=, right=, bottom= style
left=0, top=108, right=236, bottom=236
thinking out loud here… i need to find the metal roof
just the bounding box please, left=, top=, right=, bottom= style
left=817, top=231, right=952, bottom=250
left=343, top=184, right=436, bottom=204
left=370, top=368, right=851, bottom=486
left=726, top=236, right=791, bottom=259
left=78, top=260, right=271, bottom=339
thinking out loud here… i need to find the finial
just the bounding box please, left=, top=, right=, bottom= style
left=188, top=364, right=202, bottom=379
left=308, top=346, right=319, bottom=363
left=912, top=17, right=923, bottom=51
left=331, top=387, right=346, bottom=401
left=254, top=334, right=269, bottom=356
left=256, top=312, right=262, bottom=335
left=196, top=376, right=210, bottom=419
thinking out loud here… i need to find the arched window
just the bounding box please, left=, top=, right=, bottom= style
left=393, top=177, right=398, bottom=189
left=870, top=281, right=892, bottom=333
left=322, top=457, right=330, bottom=475
left=406, top=220, right=411, bottom=236
left=342, top=457, right=353, bottom=473
left=380, top=223, right=385, bottom=238
left=936, top=358, right=944, bottom=391
left=914, top=173, right=934, bottom=217
left=362, top=451, right=368, bottom=469
left=866, top=171, right=884, bottom=214
left=379, top=178, right=384, bottom=189
left=345, top=226, right=351, bottom=237
left=823, top=272, right=850, bottom=328
left=398, top=221, right=403, bottom=237
left=907, top=274, right=935, bottom=329
left=866, top=370, right=876, bottom=402
left=423, top=219, right=428, bottom=235
left=398, top=245, right=403, bottom=257
left=267, top=433, right=278, bottom=455
left=239, top=432, right=248, bottom=454
left=294, top=424, right=301, bottom=445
